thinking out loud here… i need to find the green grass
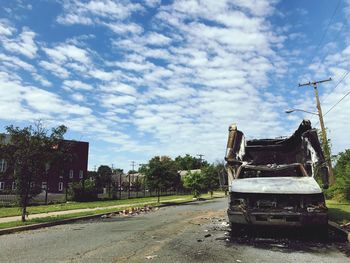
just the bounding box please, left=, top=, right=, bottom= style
left=327, top=199, right=350, bottom=225
left=0, top=192, right=225, bottom=218
left=0, top=192, right=226, bottom=230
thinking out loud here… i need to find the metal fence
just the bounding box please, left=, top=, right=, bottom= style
left=0, top=192, right=66, bottom=207
left=98, top=189, right=190, bottom=200
left=0, top=189, right=191, bottom=207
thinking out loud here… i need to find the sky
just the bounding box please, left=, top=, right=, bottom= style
left=1, top=0, right=350, bottom=172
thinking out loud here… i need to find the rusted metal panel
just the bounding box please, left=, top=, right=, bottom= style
left=225, top=120, right=329, bottom=227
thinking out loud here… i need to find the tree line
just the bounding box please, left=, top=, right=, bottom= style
left=325, top=149, right=350, bottom=201
left=87, top=154, right=227, bottom=203
left=0, top=122, right=228, bottom=222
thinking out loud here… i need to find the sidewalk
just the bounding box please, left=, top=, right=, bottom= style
left=0, top=198, right=187, bottom=224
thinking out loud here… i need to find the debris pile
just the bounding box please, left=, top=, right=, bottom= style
left=100, top=205, right=157, bottom=219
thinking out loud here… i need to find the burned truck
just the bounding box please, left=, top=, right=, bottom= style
left=225, top=120, right=329, bottom=229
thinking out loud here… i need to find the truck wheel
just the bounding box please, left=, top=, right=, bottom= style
left=230, top=223, right=245, bottom=236
left=316, top=225, right=328, bottom=241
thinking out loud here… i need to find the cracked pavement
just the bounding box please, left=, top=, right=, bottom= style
left=0, top=197, right=349, bottom=262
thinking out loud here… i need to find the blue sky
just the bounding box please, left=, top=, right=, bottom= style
left=1, top=0, right=350, bottom=172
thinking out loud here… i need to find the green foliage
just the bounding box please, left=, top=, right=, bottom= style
left=174, top=154, right=208, bottom=170
left=201, top=164, right=220, bottom=196
left=0, top=122, right=68, bottom=221
left=183, top=171, right=204, bottom=198
left=326, top=149, right=350, bottom=201
left=70, top=180, right=98, bottom=202
left=95, top=165, right=112, bottom=196
left=144, top=156, right=179, bottom=202
left=97, top=165, right=113, bottom=184
left=326, top=200, right=350, bottom=225
left=317, top=128, right=332, bottom=165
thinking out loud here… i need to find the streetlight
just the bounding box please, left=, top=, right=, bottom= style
left=285, top=109, right=319, bottom=115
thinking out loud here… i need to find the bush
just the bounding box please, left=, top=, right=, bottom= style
left=70, top=180, right=98, bottom=202
left=183, top=171, right=204, bottom=198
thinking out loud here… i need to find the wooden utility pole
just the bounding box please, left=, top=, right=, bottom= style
left=299, top=77, right=335, bottom=185
left=129, top=161, right=136, bottom=198
left=197, top=154, right=204, bottom=168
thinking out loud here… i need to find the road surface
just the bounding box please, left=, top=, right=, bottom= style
left=0, top=198, right=349, bottom=262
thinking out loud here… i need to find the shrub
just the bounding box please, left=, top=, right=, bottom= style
left=70, top=180, right=98, bottom=202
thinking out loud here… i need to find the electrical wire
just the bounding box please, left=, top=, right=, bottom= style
left=321, top=70, right=350, bottom=104
left=324, top=89, right=350, bottom=116
left=308, top=0, right=342, bottom=67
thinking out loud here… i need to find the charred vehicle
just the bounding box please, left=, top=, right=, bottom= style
left=225, top=120, right=329, bottom=228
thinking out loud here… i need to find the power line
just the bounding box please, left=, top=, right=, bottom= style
left=309, top=0, right=342, bottom=65
left=324, top=89, right=350, bottom=116
left=300, top=0, right=342, bottom=85
left=314, top=71, right=350, bottom=126
left=321, top=70, right=350, bottom=104
left=314, top=20, right=346, bottom=72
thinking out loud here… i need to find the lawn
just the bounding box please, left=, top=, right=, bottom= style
left=326, top=199, right=350, bottom=225
left=0, top=192, right=225, bottom=218
left=0, top=192, right=226, bottom=230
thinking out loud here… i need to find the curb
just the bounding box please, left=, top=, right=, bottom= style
left=328, top=220, right=350, bottom=242
left=0, top=196, right=226, bottom=236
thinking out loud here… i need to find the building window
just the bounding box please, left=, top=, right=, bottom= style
left=58, top=182, right=63, bottom=191
left=12, top=182, right=16, bottom=190
left=0, top=159, right=7, bottom=173
left=79, top=170, right=83, bottom=179
left=42, top=182, right=47, bottom=190
left=0, top=182, right=4, bottom=190
left=69, top=170, right=74, bottom=179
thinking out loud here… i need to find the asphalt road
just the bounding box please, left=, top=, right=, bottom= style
left=0, top=197, right=349, bottom=263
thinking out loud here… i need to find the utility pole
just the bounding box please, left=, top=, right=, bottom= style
left=129, top=161, right=136, bottom=198
left=197, top=154, right=204, bottom=168
left=299, top=77, right=335, bottom=185
left=131, top=161, right=136, bottom=172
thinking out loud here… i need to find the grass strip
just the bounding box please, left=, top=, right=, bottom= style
left=0, top=194, right=224, bottom=230
left=327, top=199, right=350, bottom=225
left=0, top=192, right=225, bottom=218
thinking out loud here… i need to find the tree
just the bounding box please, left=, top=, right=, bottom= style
left=329, top=149, right=350, bottom=200
left=174, top=154, right=208, bottom=170
left=144, top=156, right=178, bottom=203
left=70, top=179, right=98, bottom=202
left=0, top=123, right=67, bottom=222
left=201, top=164, right=220, bottom=197
left=214, top=161, right=228, bottom=195
left=183, top=171, right=204, bottom=198
left=97, top=165, right=112, bottom=198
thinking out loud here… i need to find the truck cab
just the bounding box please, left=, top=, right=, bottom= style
left=225, top=120, right=329, bottom=229
left=227, top=163, right=327, bottom=226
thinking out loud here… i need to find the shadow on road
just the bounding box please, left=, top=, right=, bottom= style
left=223, top=225, right=350, bottom=257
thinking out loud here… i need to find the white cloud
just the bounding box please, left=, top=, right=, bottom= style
left=39, top=61, right=70, bottom=78
left=63, top=80, right=93, bottom=91
left=145, top=32, right=172, bottom=46
left=143, top=0, right=161, bottom=8
left=43, top=44, right=90, bottom=65
left=0, top=20, right=15, bottom=36
left=57, top=0, right=144, bottom=35
left=2, top=27, right=37, bottom=58
left=100, top=94, right=136, bottom=108
left=99, top=82, right=137, bottom=95
left=0, top=71, right=92, bottom=121
left=104, top=22, right=143, bottom=34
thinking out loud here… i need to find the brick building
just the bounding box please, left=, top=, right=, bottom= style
left=0, top=138, right=89, bottom=194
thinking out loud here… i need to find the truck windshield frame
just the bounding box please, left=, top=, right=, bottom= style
left=237, top=164, right=307, bottom=179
